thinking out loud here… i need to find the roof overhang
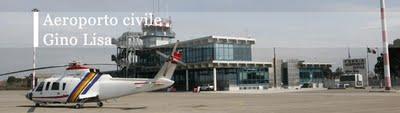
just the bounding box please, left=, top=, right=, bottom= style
left=178, top=60, right=272, bottom=69
left=151, top=35, right=255, bottom=48
left=299, top=62, right=332, bottom=68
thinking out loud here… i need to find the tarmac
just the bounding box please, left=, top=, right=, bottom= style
left=0, top=89, right=399, bottom=113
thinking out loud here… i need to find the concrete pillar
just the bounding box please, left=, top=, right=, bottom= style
left=270, top=59, right=282, bottom=88
left=213, top=68, right=217, bottom=91
left=185, top=69, right=189, bottom=91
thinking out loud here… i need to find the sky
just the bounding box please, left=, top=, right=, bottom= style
left=0, top=0, right=399, bottom=79
left=0, top=0, right=399, bottom=47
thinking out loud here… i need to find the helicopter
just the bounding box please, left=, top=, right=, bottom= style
left=0, top=41, right=185, bottom=109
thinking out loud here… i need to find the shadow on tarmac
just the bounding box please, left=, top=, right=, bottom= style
left=17, top=105, right=147, bottom=111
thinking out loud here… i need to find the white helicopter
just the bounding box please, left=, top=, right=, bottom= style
left=0, top=41, right=185, bottom=109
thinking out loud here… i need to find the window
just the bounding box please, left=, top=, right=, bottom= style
left=35, top=82, right=45, bottom=92
left=300, top=72, right=310, bottom=79
left=340, top=75, right=355, bottom=81
left=51, top=82, right=59, bottom=90
left=313, top=72, right=323, bottom=79
left=62, top=83, right=66, bottom=90
left=238, top=68, right=267, bottom=84
left=228, top=44, right=233, bottom=60
left=45, top=82, right=51, bottom=90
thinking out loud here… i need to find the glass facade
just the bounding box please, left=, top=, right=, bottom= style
left=299, top=68, right=324, bottom=84
left=182, top=43, right=252, bottom=63
left=183, top=44, right=214, bottom=63
left=215, top=43, right=251, bottom=61
left=238, top=68, right=269, bottom=84
left=172, top=68, right=268, bottom=91
left=137, top=50, right=163, bottom=66
left=137, top=42, right=252, bottom=65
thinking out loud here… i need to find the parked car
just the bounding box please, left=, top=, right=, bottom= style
left=300, top=83, right=311, bottom=88
left=199, top=84, right=214, bottom=91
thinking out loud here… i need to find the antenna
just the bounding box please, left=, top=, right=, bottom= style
left=347, top=47, right=351, bottom=59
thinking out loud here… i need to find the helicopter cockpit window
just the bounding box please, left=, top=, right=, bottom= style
left=45, top=82, right=51, bottom=90
left=62, top=83, right=66, bottom=90
left=51, top=82, right=59, bottom=90
left=35, top=82, right=44, bottom=92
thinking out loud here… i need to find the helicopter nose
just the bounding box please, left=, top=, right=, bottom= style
left=25, top=92, right=32, bottom=100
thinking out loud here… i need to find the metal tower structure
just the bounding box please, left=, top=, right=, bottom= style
left=111, top=17, right=175, bottom=78
left=111, top=32, right=143, bottom=78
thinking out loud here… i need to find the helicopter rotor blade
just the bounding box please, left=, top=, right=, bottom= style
left=82, top=63, right=116, bottom=66
left=156, top=50, right=170, bottom=59
left=170, top=40, right=179, bottom=56
left=174, top=60, right=187, bottom=66
left=0, top=63, right=117, bottom=76
left=0, top=65, right=68, bottom=76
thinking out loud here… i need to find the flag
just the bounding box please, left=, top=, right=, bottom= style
left=367, top=48, right=376, bottom=54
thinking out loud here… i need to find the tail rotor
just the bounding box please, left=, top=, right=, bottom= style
left=155, top=40, right=186, bottom=66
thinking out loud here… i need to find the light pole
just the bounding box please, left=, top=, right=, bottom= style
left=273, top=47, right=277, bottom=88
left=32, top=8, right=39, bottom=89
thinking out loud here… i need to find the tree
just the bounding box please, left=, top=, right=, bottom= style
left=323, top=67, right=333, bottom=79
left=389, top=39, right=400, bottom=48
left=6, top=76, right=16, bottom=85
left=332, top=67, right=344, bottom=79
left=375, top=55, right=384, bottom=79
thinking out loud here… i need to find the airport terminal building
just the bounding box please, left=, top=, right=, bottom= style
left=271, top=59, right=332, bottom=89
left=141, top=36, right=271, bottom=91
left=115, top=35, right=272, bottom=91
left=111, top=18, right=331, bottom=91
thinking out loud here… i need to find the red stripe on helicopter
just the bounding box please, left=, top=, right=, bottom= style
left=32, top=95, right=69, bottom=99
left=66, top=66, right=89, bottom=70
left=134, top=81, right=148, bottom=87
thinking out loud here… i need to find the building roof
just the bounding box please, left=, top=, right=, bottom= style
left=299, top=62, right=332, bottom=68
left=282, top=59, right=332, bottom=68
left=152, top=35, right=256, bottom=48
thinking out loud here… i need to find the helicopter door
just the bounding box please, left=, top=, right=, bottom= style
left=48, top=82, right=65, bottom=101
left=58, top=82, right=69, bottom=99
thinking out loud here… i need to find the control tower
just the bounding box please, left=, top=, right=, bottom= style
left=141, top=18, right=175, bottom=48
